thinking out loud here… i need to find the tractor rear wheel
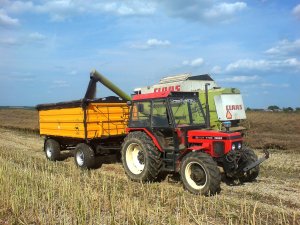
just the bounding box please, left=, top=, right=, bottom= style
left=180, top=152, right=221, bottom=195
left=74, top=143, right=95, bottom=169
left=239, top=148, right=259, bottom=182
left=44, top=138, right=61, bottom=161
left=121, top=131, right=162, bottom=182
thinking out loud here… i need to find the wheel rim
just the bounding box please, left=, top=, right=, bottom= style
left=76, top=151, right=84, bottom=166
left=46, top=145, right=52, bottom=158
left=185, top=162, right=207, bottom=190
left=126, top=143, right=145, bottom=175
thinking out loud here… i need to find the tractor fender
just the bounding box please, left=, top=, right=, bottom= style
left=178, top=143, right=211, bottom=162
left=187, top=143, right=210, bottom=152
left=126, top=128, right=163, bottom=152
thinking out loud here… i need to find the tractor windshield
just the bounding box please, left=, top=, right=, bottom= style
left=170, top=97, right=205, bottom=126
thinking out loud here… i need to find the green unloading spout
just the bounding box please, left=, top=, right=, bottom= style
left=85, top=69, right=132, bottom=101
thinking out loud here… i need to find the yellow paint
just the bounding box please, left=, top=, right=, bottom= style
left=39, top=103, right=129, bottom=139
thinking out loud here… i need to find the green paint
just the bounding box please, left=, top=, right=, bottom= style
left=199, top=88, right=241, bottom=130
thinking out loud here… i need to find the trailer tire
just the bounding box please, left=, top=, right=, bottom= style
left=44, top=138, right=61, bottom=161
left=180, top=152, right=221, bottom=195
left=239, top=148, right=259, bottom=182
left=74, top=143, right=95, bottom=169
left=121, top=131, right=162, bottom=182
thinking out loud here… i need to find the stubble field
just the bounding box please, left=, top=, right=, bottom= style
left=0, top=109, right=299, bottom=224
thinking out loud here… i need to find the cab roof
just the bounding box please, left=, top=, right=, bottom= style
left=132, top=91, right=199, bottom=101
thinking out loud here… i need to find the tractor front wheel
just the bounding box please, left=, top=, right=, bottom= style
left=239, top=148, right=259, bottom=182
left=121, top=131, right=162, bottom=182
left=180, top=152, right=221, bottom=195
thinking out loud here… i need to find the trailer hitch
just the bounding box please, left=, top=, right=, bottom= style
left=243, top=149, right=270, bottom=172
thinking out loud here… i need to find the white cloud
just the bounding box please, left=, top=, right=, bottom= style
left=226, top=58, right=300, bottom=72
left=69, top=70, right=78, bottom=75
left=226, top=59, right=268, bottom=71
left=0, top=10, right=19, bottom=26
left=292, top=4, right=300, bottom=19
left=5, top=1, right=34, bottom=13
left=219, top=75, right=260, bottom=83
left=1, top=0, right=246, bottom=23
left=29, top=32, right=46, bottom=41
left=131, top=38, right=171, bottom=49
left=159, top=0, right=247, bottom=22
left=265, top=39, right=300, bottom=56
left=147, top=38, right=170, bottom=47
left=52, top=80, right=70, bottom=88
left=182, top=57, right=204, bottom=67
left=211, top=65, right=222, bottom=74
left=2, top=0, right=156, bottom=22
left=0, top=37, right=18, bottom=45
left=260, top=83, right=290, bottom=88
left=204, top=2, right=247, bottom=20
left=100, top=1, right=156, bottom=16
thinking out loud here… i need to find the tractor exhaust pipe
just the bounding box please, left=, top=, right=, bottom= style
left=205, top=83, right=210, bottom=128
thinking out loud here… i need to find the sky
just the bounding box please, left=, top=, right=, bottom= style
left=0, top=0, right=299, bottom=108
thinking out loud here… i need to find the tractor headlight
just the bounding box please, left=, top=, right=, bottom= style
left=237, top=142, right=242, bottom=150
left=231, top=144, right=236, bottom=151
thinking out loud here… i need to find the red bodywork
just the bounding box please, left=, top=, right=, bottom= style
left=187, top=129, right=242, bottom=157
left=127, top=127, right=242, bottom=158
left=132, top=91, right=172, bottom=101
left=126, top=127, right=163, bottom=152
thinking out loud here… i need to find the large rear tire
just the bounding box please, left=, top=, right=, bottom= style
left=180, top=152, right=221, bottom=195
left=74, top=143, right=95, bottom=169
left=121, top=131, right=162, bottom=182
left=44, top=138, right=61, bottom=161
left=239, top=148, right=259, bottom=182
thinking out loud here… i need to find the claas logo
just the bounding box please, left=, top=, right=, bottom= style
left=154, top=85, right=181, bottom=93
left=226, top=105, right=243, bottom=111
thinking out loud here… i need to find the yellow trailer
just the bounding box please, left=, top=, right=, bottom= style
left=36, top=70, right=131, bottom=169
left=38, top=100, right=129, bottom=139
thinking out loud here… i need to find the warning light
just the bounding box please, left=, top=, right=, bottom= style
left=226, top=110, right=232, bottom=119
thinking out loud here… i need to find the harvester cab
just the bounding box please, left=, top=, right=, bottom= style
left=122, top=90, right=269, bottom=195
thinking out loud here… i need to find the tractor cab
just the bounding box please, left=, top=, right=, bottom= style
left=129, top=92, right=207, bottom=157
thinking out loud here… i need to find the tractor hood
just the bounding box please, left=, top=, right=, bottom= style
left=187, top=129, right=242, bottom=141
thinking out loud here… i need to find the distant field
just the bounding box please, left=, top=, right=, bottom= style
left=241, top=111, right=300, bottom=151
left=0, top=108, right=38, bottom=131
left=0, top=108, right=299, bottom=151
left=0, top=109, right=299, bottom=224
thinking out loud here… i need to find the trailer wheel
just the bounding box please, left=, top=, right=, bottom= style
left=74, top=143, right=95, bottom=169
left=44, top=138, right=61, bottom=161
left=239, top=148, right=259, bottom=182
left=121, top=131, right=162, bottom=182
left=180, top=152, right=221, bottom=195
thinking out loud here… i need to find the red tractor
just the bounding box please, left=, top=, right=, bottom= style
left=121, top=91, right=269, bottom=195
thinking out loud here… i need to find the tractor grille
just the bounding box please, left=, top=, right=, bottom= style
left=213, top=142, right=225, bottom=157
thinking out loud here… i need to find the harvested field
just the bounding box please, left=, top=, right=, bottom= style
left=241, top=111, right=300, bottom=150
left=0, top=109, right=299, bottom=224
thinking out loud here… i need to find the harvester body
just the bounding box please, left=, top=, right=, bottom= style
left=134, top=73, right=246, bottom=131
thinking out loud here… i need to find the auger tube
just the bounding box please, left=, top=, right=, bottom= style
left=88, top=69, right=132, bottom=101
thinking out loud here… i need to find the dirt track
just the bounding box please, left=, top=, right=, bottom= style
left=0, top=127, right=299, bottom=224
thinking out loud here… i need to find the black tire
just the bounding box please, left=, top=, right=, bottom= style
left=239, top=148, right=259, bottom=182
left=121, top=131, right=162, bottom=182
left=180, top=152, right=221, bottom=195
left=44, top=138, right=61, bottom=161
left=74, top=143, right=95, bottom=169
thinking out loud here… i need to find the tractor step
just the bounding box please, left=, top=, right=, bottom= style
left=162, top=147, right=181, bottom=172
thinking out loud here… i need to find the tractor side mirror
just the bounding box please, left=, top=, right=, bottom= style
left=126, top=101, right=132, bottom=106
